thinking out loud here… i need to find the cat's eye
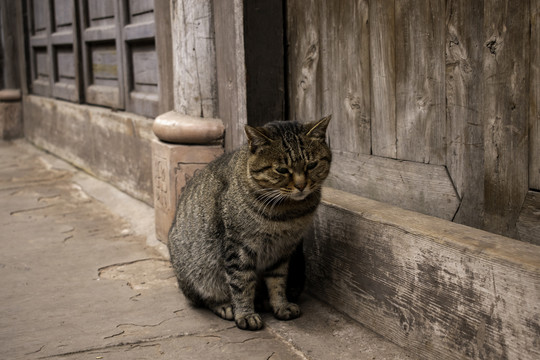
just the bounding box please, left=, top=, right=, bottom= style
left=275, top=167, right=289, bottom=174
left=306, top=161, right=318, bottom=170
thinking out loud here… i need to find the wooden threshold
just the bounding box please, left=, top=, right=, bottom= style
left=306, top=187, right=540, bottom=360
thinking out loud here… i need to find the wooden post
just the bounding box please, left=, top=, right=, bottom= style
left=213, top=0, right=285, bottom=151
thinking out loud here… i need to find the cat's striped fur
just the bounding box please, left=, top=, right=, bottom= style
left=168, top=116, right=332, bottom=330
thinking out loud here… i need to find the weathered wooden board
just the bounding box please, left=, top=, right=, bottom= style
left=173, top=0, right=218, bottom=119
left=482, top=0, right=529, bottom=238
left=154, top=0, right=174, bottom=114
left=306, top=187, right=540, bottom=360
left=213, top=0, right=247, bottom=151
left=517, top=191, right=540, bottom=245
left=326, top=152, right=460, bottom=220
left=445, top=0, right=485, bottom=228
left=531, top=0, right=540, bottom=191
left=288, top=0, right=371, bottom=155
left=369, top=0, right=396, bottom=159
left=395, top=0, right=446, bottom=165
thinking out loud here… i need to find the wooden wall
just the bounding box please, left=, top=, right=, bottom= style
left=287, top=0, right=540, bottom=240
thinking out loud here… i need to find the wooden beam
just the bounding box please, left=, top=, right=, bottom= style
left=326, top=152, right=460, bottom=220
left=306, top=187, right=540, bottom=360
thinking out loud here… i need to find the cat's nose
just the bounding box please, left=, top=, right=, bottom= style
left=293, top=173, right=307, bottom=191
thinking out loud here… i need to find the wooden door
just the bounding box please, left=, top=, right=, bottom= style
left=286, top=0, right=534, bottom=239
left=27, top=0, right=81, bottom=102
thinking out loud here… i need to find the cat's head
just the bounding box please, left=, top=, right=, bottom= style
left=244, top=116, right=332, bottom=201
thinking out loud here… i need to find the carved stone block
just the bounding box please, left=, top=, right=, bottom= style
left=152, top=139, right=223, bottom=243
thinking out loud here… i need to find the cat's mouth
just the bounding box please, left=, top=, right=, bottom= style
left=286, top=189, right=310, bottom=201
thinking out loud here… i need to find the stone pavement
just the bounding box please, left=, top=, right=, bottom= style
left=0, top=140, right=412, bottom=360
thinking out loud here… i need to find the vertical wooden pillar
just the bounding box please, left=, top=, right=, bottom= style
left=213, top=0, right=285, bottom=151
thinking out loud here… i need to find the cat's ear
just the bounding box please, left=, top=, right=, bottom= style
left=304, top=115, right=331, bottom=140
left=245, top=125, right=273, bottom=153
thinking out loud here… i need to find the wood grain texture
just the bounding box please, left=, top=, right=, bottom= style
left=172, top=0, right=217, bottom=119
left=326, top=152, right=459, bottom=220
left=517, top=190, right=540, bottom=245
left=395, top=0, right=446, bottom=165
left=531, top=0, right=540, bottom=190
left=369, top=0, right=396, bottom=158
left=482, top=0, right=530, bottom=238
left=154, top=0, right=174, bottom=114
left=288, top=0, right=370, bottom=155
left=445, top=0, right=484, bottom=228
left=213, top=0, right=247, bottom=151
left=306, top=187, right=540, bottom=360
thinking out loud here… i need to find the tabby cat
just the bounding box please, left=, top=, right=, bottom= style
left=168, top=116, right=332, bottom=330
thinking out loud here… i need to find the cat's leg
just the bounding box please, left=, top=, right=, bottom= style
left=225, top=250, right=263, bottom=330
left=264, top=258, right=301, bottom=321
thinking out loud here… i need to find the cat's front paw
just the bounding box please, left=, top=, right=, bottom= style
left=235, top=313, right=263, bottom=331
left=274, top=303, right=301, bottom=321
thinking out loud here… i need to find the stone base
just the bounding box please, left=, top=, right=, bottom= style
left=152, top=139, right=223, bottom=243
left=0, top=98, right=23, bottom=140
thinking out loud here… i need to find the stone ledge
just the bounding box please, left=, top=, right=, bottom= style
left=0, top=89, right=22, bottom=102
left=153, top=111, right=224, bottom=144
left=306, top=187, right=540, bottom=360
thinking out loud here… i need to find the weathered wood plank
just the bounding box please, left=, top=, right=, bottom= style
left=482, top=0, right=529, bottom=238
left=288, top=0, right=370, bottom=155
left=213, top=0, right=247, bottom=151
left=325, top=0, right=370, bottom=155
left=517, top=190, right=540, bottom=245
left=445, top=0, right=484, bottom=228
left=395, top=0, right=446, bottom=165
left=306, top=187, right=540, bottom=360
left=154, top=0, right=174, bottom=114
left=173, top=0, right=218, bottom=119
left=531, top=0, right=540, bottom=190
left=326, top=152, right=459, bottom=220
left=369, top=0, right=396, bottom=158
